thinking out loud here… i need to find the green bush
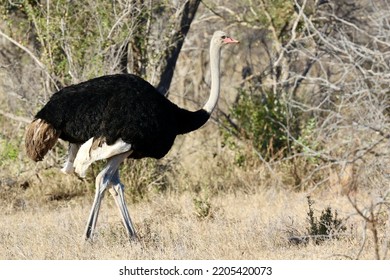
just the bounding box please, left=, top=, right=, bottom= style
left=222, top=88, right=291, bottom=162
left=306, top=196, right=347, bottom=244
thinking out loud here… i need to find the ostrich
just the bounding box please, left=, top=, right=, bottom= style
left=25, top=30, right=239, bottom=240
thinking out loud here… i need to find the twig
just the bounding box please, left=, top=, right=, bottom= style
left=0, top=29, right=59, bottom=91
left=0, top=108, right=31, bottom=124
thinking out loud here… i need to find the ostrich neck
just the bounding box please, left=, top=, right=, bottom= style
left=202, top=42, right=221, bottom=114
left=175, top=41, right=221, bottom=135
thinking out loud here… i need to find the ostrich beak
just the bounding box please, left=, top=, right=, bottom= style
left=224, top=36, right=240, bottom=44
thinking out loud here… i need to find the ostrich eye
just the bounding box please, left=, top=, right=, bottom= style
left=221, top=35, right=227, bottom=39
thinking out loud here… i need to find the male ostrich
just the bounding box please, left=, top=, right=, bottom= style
left=25, top=30, right=239, bottom=240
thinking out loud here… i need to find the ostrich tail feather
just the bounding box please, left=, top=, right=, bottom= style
left=25, top=119, right=60, bottom=161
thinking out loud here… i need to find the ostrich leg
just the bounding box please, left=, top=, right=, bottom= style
left=84, top=151, right=132, bottom=240
left=84, top=168, right=109, bottom=240
left=61, top=143, right=80, bottom=174
left=109, top=170, right=137, bottom=239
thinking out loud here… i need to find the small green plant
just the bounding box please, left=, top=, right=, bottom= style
left=306, top=196, right=347, bottom=244
left=292, top=117, right=321, bottom=163
left=193, top=197, right=212, bottom=219
left=0, top=139, right=19, bottom=166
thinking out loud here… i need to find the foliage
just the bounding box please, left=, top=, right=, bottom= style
left=1, top=0, right=135, bottom=85
left=306, top=196, right=347, bottom=244
left=0, top=140, right=19, bottom=163
left=235, top=89, right=288, bottom=158
left=290, top=117, right=321, bottom=173
left=293, top=118, right=318, bottom=152
left=0, top=0, right=197, bottom=95
left=0, top=140, right=19, bottom=173
left=119, top=158, right=172, bottom=203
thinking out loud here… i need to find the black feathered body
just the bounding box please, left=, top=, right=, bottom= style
left=35, top=74, right=209, bottom=159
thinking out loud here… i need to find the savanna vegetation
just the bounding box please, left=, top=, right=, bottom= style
left=0, top=0, right=389, bottom=259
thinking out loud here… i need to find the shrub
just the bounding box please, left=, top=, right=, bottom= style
left=222, top=87, right=299, bottom=163
left=306, top=196, right=347, bottom=244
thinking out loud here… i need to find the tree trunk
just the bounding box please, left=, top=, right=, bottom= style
left=156, top=0, right=201, bottom=96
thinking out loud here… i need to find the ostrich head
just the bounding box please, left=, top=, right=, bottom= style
left=212, top=30, right=240, bottom=47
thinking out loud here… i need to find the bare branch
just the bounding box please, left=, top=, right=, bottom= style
left=0, top=28, right=59, bottom=91
left=0, top=108, right=31, bottom=124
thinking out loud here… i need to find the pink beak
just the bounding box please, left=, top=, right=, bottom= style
left=223, top=36, right=240, bottom=44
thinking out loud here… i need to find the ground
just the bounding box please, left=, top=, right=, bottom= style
left=0, top=187, right=381, bottom=259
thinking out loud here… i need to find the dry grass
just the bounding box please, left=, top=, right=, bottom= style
left=0, top=184, right=385, bottom=260
left=0, top=125, right=388, bottom=260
